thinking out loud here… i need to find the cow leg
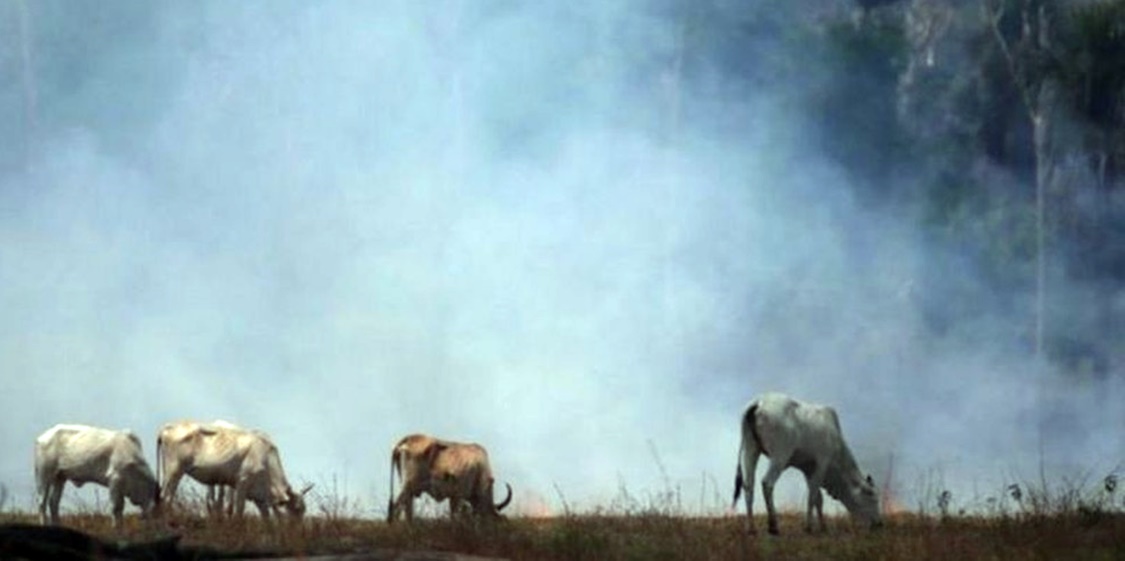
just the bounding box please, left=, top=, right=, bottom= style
left=802, top=487, right=825, bottom=533
left=391, top=490, right=415, bottom=522
left=232, top=480, right=251, bottom=518
left=47, top=479, right=65, bottom=525
left=253, top=499, right=271, bottom=520
left=225, top=487, right=237, bottom=517
left=452, top=498, right=471, bottom=520
left=761, top=457, right=791, bottom=536
left=206, top=485, right=218, bottom=515
left=813, top=488, right=825, bottom=532
left=739, top=447, right=761, bottom=534
left=388, top=494, right=401, bottom=522
left=37, top=478, right=52, bottom=525
left=161, top=470, right=187, bottom=510
left=805, top=463, right=832, bottom=532
left=219, top=486, right=230, bottom=517
left=803, top=464, right=828, bottom=533
left=110, top=483, right=126, bottom=530
left=35, top=463, right=51, bottom=525
left=208, top=485, right=232, bottom=517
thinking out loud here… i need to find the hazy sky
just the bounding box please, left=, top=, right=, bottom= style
left=1, top=1, right=1121, bottom=517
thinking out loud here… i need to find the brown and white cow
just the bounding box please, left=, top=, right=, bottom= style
left=387, top=433, right=512, bottom=522
left=732, top=393, right=882, bottom=534
left=157, top=420, right=311, bottom=519
left=35, top=424, right=161, bottom=529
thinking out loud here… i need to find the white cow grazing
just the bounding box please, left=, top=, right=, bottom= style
left=732, top=393, right=882, bottom=534
left=35, top=424, right=160, bottom=529
left=157, top=420, right=311, bottom=519
left=200, top=420, right=242, bottom=515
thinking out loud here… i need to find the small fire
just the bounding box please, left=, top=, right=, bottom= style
left=881, top=485, right=906, bottom=515
left=515, top=490, right=553, bottom=518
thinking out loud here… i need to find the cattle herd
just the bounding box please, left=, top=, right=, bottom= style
left=32, top=392, right=882, bottom=535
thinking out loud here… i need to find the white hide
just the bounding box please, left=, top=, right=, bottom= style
left=733, top=393, right=882, bottom=534
left=157, top=420, right=310, bottom=519
left=34, top=424, right=159, bottom=528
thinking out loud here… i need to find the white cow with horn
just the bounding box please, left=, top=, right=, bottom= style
left=387, top=433, right=512, bottom=522
left=34, top=424, right=161, bottom=528
left=157, top=420, right=311, bottom=519
left=732, top=393, right=882, bottom=534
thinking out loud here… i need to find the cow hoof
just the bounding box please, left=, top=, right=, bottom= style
left=768, top=526, right=780, bottom=536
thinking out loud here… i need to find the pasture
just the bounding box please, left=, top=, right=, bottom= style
left=1, top=491, right=1122, bottom=560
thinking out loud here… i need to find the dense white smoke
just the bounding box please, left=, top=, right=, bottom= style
left=0, top=1, right=1120, bottom=517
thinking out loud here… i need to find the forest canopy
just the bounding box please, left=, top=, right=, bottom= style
left=662, top=0, right=1124, bottom=379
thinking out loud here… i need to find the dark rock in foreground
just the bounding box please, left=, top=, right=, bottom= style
left=0, top=523, right=508, bottom=561
left=0, top=523, right=180, bottom=560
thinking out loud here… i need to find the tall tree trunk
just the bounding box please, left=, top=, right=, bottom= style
left=1029, top=1, right=1060, bottom=476
left=984, top=0, right=1054, bottom=358
left=1030, top=1, right=1055, bottom=359
left=984, top=0, right=1057, bottom=472
left=1032, top=82, right=1056, bottom=359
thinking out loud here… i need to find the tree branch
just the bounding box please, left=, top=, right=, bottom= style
left=983, top=0, right=1038, bottom=121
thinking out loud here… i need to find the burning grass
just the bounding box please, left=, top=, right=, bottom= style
left=1, top=508, right=1122, bottom=560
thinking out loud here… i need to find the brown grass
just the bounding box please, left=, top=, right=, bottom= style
left=2, top=509, right=1123, bottom=560
left=6, top=476, right=1123, bottom=560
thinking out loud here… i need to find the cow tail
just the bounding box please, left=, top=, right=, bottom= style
left=156, top=433, right=163, bottom=493
left=33, top=441, right=46, bottom=500
left=387, top=446, right=399, bottom=521
left=732, top=402, right=760, bottom=508
left=731, top=438, right=744, bottom=508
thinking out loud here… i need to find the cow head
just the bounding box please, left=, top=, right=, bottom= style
left=147, top=479, right=163, bottom=519
left=123, top=465, right=161, bottom=518
left=281, top=483, right=314, bottom=518
left=467, top=475, right=513, bottom=519
left=847, top=473, right=882, bottom=528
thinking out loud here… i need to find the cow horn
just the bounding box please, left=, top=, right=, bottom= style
left=495, top=482, right=512, bottom=512
left=299, top=483, right=314, bottom=496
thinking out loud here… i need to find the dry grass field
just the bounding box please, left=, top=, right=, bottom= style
left=1, top=507, right=1123, bottom=560
left=2, top=477, right=1123, bottom=560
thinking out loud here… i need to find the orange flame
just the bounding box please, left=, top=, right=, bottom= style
left=516, top=490, right=553, bottom=518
